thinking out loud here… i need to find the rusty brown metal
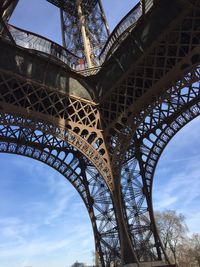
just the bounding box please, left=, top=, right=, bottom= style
left=0, top=0, right=200, bottom=266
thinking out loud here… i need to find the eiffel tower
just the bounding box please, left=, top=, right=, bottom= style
left=0, top=0, right=199, bottom=266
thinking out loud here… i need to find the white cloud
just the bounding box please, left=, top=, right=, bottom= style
left=0, top=216, right=39, bottom=245
left=0, top=237, right=70, bottom=258
left=153, top=117, right=200, bottom=234
left=187, top=211, right=200, bottom=233
left=44, top=195, right=70, bottom=225
left=0, top=154, right=94, bottom=267
left=154, top=159, right=200, bottom=209
left=0, top=218, right=94, bottom=266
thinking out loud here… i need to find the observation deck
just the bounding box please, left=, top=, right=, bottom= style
left=6, top=24, right=81, bottom=69
left=1, top=0, right=150, bottom=74
left=0, top=0, right=179, bottom=99
left=0, top=0, right=199, bottom=266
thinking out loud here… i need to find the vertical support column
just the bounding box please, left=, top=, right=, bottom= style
left=1, top=0, right=19, bottom=21
left=60, top=8, right=67, bottom=49
left=112, top=168, right=139, bottom=266
left=76, top=0, right=93, bottom=69
left=98, top=0, right=110, bottom=36
left=0, top=0, right=16, bottom=43
left=79, top=162, right=105, bottom=267
left=141, top=0, right=146, bottom=15
left=54, top=0, right=110, bottom=68
left=134, top=137, right=170, bottom=263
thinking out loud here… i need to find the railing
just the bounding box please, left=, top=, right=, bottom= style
left=76, top=66, right=101, bottom=76
left=99, top=2, right=142, bottom=63
left=0, top=0, right=154, bottom=73
left=4, top=24, right=83, bottom=70
left=141, top=0, right=154, bottom=14
left=99, top=0, right=154, bottom=63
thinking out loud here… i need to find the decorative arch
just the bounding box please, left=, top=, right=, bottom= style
left=143, top=101, right=200, bottom=194
left=120, top=77, right=200, bottom=263
left=125, top=101, right=200, bottom=264
left=1, top=0, right=200, bottom=265
left=0, top=111, right=121, bottom=267
left=0, top=66, right=113, bottom=190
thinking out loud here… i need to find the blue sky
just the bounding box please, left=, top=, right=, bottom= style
left=0, top=1, right=199, bottom=267
left=0, top=154, right=93, bottom=267
left=1, top=118, right=200, bottom=267
left=9, top=0, right=136, bottom=44
left=153, top=117, right=200, bottom=234
left=2, top=1, right=138, bottom=266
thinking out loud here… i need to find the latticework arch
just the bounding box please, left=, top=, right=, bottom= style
left=0, top=111, right=121, bottom=267
left=121, top=77, right=200, bottom=263
left=1, top=0, right=200, bottom=265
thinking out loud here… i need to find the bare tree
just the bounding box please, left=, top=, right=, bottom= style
left=188, top=233, right=200, bottom=267
left=155, top=210, right=188, bottom=265
left=176, top=240, right=194, bottom=267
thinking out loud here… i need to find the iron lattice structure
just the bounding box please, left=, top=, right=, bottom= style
left=0, top=0, right=200, bottom=266
left=47, top=0, right=110, bottom=68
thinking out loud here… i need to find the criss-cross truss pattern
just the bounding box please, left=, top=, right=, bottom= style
left=0, top=112, right=121, bottom=265
left=100, top=1, right=200, bottom=140
left=0, top=69, right=115, bottom=189
left=120, top=72, right=200, bottom=263
left=47, top=0, right=109, bottom=67
left=0, top=0, right=200, bottom=266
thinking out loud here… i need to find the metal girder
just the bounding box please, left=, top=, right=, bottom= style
left=47, top=0, right=98, bottom=16
left=0, top=0, right=19, bottom=21
left=0, top=17, right=15, bottom=44
left=0, top=68, right=115, bottom=190
left=47, top=0, right=110, bottom=67
left=0, top=0, right=18, bottom=44
left=99, top=0, right=199, bottom=137
left=0, top=112, right=121, bottom=266
left=121, top=99, right=200, bottom=263
left=0, top=0, right=200, bottom=266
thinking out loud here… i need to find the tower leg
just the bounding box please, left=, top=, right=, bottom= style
left=77, top=0, right=93, bottom=68
left=113, top=184, right=139, bottom=266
